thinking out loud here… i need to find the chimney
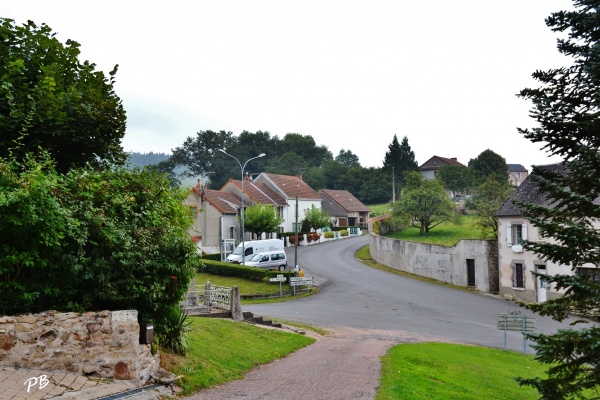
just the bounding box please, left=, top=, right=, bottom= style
left=197, top=179, right=201, bottom=187
left=296, top=173, right=303, bottom=181
left=451, top=157, right=457, bottom=161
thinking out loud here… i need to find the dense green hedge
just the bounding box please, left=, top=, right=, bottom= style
left=202, top=253, right=222, bottom=261
left=196, top=259, right=267, bottom=281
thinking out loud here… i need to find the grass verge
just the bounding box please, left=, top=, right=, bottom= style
left=377, top=343, right=545, bottom=400
left=195, top=272, right=317, bottom=304
left=161, top=317, right=315, bottom=395
left=384, top=215, right=485, bottom=246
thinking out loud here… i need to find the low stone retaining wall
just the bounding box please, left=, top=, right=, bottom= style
left=0, top=310, right=158, bottom=386
left=369, top=233, right=498, bottom=293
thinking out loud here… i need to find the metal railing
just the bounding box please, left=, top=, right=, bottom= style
left=180, top=283, right=231, bottom=314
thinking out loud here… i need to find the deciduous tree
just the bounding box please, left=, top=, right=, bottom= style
left=0, top=19, right=127, bottom=173
left=243, top=204, right=284, bottom=239
left=468, top=149, right=508, bottom=185
left=302, top=204, right=332, bottom=231
left=392, top=171, right=457, bottom=235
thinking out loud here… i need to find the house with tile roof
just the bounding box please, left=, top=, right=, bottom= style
left=494, top=163, right=583, bottom=303
left=253, top=173, right=322, bottom=233
left=183, top=181, right=242, bottom=255
left=319, top=189, right=370, bottom=227
left=220, top=177, right=289, bottom=238
left=507, top=164, right=529, bottom=187
left=419, top=155, right=465, bottom=180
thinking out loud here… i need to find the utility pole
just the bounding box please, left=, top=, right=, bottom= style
left=392, top=166, right=396, bottom=203
left=294, top=196, right=299, bottom=295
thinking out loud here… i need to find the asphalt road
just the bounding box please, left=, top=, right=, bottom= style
left=247, top=235, right=585, bottom=352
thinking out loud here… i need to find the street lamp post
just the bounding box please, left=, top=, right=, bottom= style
left=219, top=149, right=266, bottom=265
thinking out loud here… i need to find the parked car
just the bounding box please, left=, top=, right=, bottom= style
left=244, top=250, right=288, bottom=271
left=226, top=239, right=284, bottom=263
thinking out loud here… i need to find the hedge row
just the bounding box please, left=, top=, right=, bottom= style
left=196, top=259, right=267, bottom=281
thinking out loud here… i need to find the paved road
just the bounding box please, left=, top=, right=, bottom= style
left=248, top=235, right=582, bottom=351
left=187, top=235, right=591, bottom=399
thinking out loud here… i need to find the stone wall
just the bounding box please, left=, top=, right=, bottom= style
left=0, top=310, right=158, bottom=386
left=369, top=233, right=498, bottom=293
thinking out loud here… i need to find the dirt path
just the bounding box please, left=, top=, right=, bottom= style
left=185, top=327, right=443, bottom=400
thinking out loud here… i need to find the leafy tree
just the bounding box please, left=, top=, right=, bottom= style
left=437, top=165, right=474, bottom=198
left=280, top=133, right=333, bottom=168
left=302, top=204, right=332, bottom=231
left=383, top=135, right=419, bottom=192
left=0, top=154, right=197, bottom=342
left=0, top=19, right=127, bottom=173
left=392, top=171, right=457, bottom=235
left=468, top=176, right=513, bottom=239
left=162, top=130, right=235, bottom=188
left=515, top=1, right=600, bottom=397
left=243, top=204, right=284, bottom=239
left=335, top=149, right=361, bottom=168
left=358, top=167, right=392, bottom=204
left=468, top=149, right=508, bottom=185
left=266, top=152, right=309, bottom=176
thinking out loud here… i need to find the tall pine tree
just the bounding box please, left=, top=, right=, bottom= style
left=383, top=135, right=419, bottom=195
left=516, top=1, right=600, bottom=398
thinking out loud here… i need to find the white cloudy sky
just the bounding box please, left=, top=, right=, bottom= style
left=3, top=0, right=574, bottom=169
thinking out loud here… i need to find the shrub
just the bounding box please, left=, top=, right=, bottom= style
left=340, top=229, right=349, bottom=237
left=324, top=231, right=334, bottom=239
left=155, top=305, right=192, bottom=355
left=197, top=259, right=267, bottom=281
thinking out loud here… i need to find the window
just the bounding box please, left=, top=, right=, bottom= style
left=576, top=267, right=600, bottom=283
left=513, top=263, right=525, bottom=288
left=506, top=223, right=527, bottom=246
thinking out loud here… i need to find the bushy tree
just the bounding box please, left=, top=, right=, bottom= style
left=468, top=176, right=513, bottom=239
left=0, top=19, right=127, bottom=173
left=243, top=204, right=284, bottom=238
left=468, top=149, right=508, bottom=185
left=0, top=154, right=197, bottom=339
left=392, top=171, right=457, bottom=235
left=302, top=204, right=332, bottom=231
left=335, top=149, right=361, bottom=168
left=437, top=165, right=474, bottom=198
left=515, top=1, right=600, bottom=397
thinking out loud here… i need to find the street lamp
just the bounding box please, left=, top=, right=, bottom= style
left=219, top=149, right=266, bottom=265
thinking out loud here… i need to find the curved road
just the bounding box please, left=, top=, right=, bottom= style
left=188, top=236, right=589, bottom=399
left=247, top=235, right=581, bottom=350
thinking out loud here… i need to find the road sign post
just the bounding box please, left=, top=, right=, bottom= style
left=269, top=275, right=287, bottom=297
left=497, top=312, right=535, bottom=353
left=289, top=276, right=314, bottom=288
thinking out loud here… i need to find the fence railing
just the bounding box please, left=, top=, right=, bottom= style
left=180, top=282, right=231, bottom=314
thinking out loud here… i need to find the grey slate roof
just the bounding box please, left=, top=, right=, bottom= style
left=318, top=192, right=347, bottom=217
left=495, top=163, right=564, bottom=217
left=507, top=164, right=528, bottom=172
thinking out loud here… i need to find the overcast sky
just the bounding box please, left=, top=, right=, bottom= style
left=3, top=0, right=574, bottom=169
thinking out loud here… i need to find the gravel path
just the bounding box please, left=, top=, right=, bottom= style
left=185, top=326, right=445, bottom=400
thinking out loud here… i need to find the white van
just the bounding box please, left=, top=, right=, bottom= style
left=244, top=250, right=288, bottom=271
left=226, top=239, right=284, bottom=264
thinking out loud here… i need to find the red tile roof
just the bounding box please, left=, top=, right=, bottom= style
left=259, top=173, right=321, bottom=200
left=320, top=189, right=370, bottom=212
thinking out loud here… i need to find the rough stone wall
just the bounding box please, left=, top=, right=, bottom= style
left=369, top=233, right=498, bottom=293
left=0, top=310, right=158, bottom=386
left=487, top=240, right=499, bottom=294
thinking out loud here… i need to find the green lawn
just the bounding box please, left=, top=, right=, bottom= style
left=368, top=202, right=392, bottom=217
left=377, top=343, right=546, bottom=400
left=384, top=215, right=485, bottom=246
left=195, top=272, right=316, bottom=304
